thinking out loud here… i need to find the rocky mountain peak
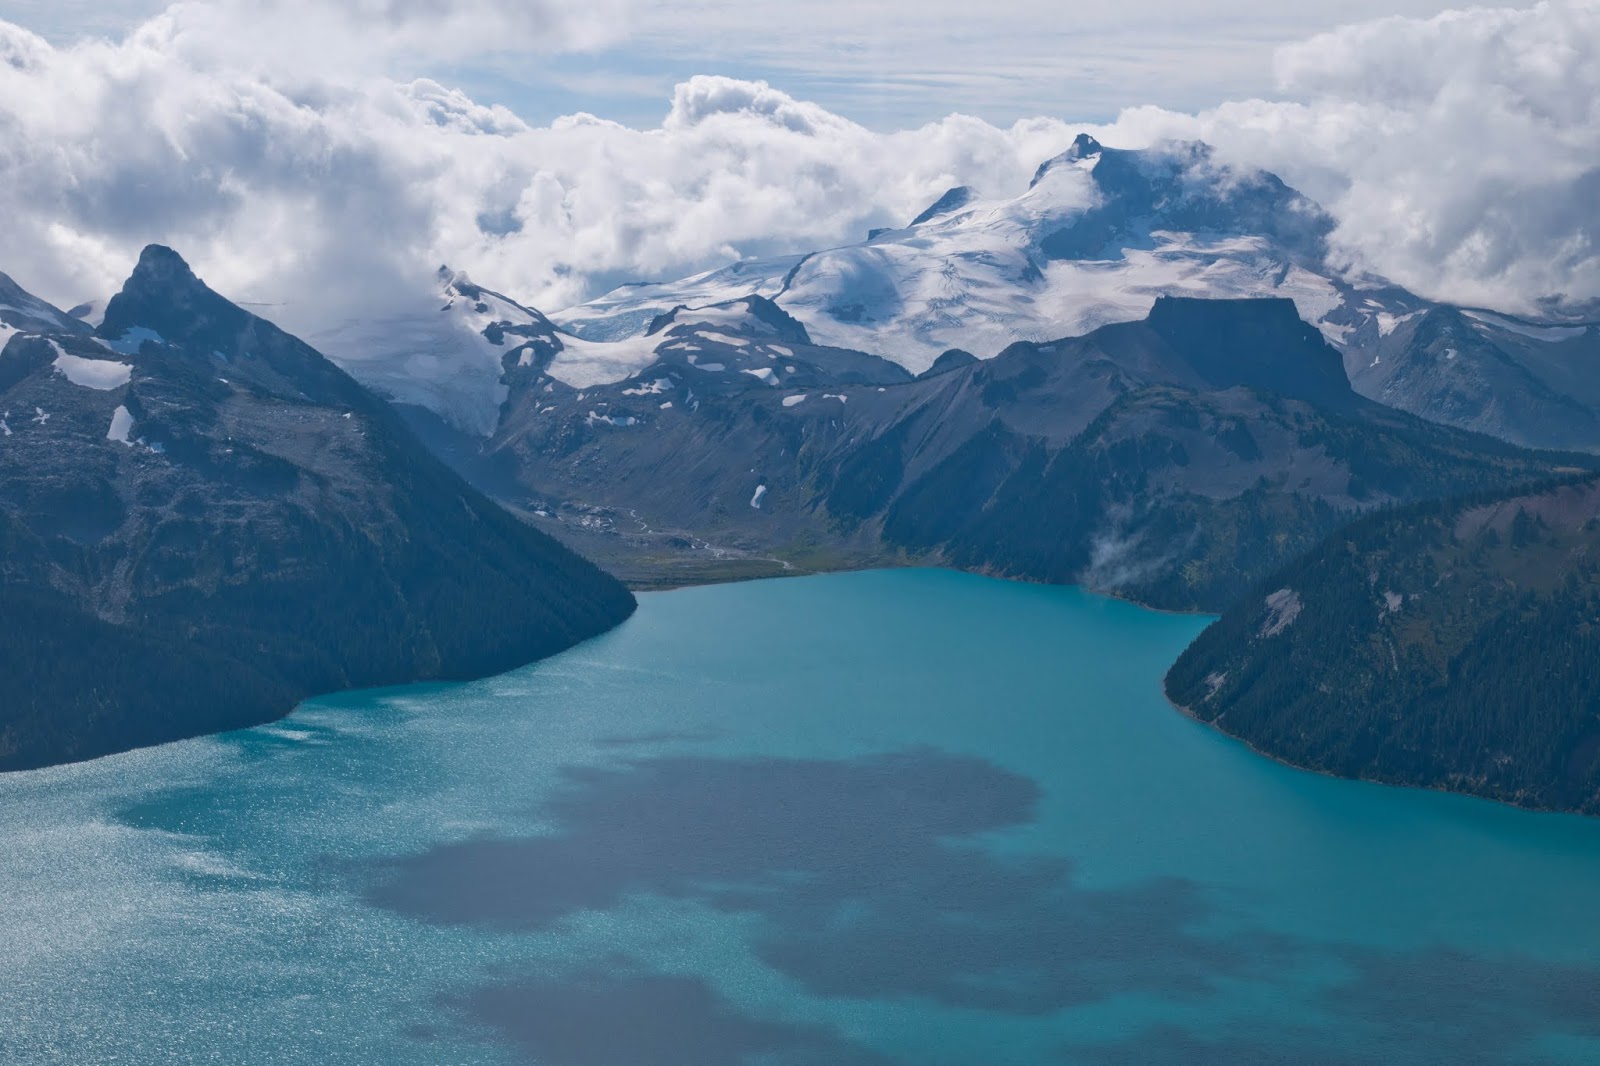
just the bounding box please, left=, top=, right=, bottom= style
left=1143, top=295, right=1355, bottom=408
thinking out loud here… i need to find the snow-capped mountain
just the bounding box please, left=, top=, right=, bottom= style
left=315, top=267, right=905, bottom=435
left=312, top=135, right=1600, bottom=452
left=554, top=135, right=1407, bottom=374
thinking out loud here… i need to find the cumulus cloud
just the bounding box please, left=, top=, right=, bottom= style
left=1124, top=0, right=1600, bottom=319
left=0, top=0, right=1594, bottom=349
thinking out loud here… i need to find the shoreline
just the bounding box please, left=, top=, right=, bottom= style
left=1163, top=693, right=1583, bottom=820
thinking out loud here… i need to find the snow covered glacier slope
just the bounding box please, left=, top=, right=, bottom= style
left=311, top=136, right=1599, bottom=450
left=553, top=135, right=1418, bottom=375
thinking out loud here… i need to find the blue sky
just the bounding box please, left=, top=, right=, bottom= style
left=0, top=0, right=1508, bottom=128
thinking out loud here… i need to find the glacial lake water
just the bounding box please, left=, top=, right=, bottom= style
left=5, top=568, right=1600, bottom=1064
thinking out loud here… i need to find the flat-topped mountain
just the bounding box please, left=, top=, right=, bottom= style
left=460, top=295, right=1576, bottom=607
left=0, top=247, right=635, bottom=771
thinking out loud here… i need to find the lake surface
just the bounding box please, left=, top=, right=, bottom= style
left=4, top=569, right=1600, bottom=1064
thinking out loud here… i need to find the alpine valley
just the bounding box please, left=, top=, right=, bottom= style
left=6, top=135, right=1600, bottom=813
left=315, top=136, right=1594, bottom=609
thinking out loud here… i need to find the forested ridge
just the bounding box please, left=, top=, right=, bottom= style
left=1166, top=473, right=1600, bottom=812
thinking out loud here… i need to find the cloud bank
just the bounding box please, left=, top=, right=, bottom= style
left=0, top=0, right=1594, bottom=341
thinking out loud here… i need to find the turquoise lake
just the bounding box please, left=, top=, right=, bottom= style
left=5, top=568, right=1600, bottom=1064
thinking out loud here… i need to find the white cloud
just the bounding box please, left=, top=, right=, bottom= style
left=1128, top=0, right=1600, bottom=319
left=0, top=0, right=1594, bottom=359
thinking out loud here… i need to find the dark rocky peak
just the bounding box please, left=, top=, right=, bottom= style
left=100, top=245, right=246, bottom=349
left=646, top=295, right=812, bottom=345
left=1065, top=132, right=1103, bottom=161
left=439, top=265, right=482, bottom=301
left=97, top=245, right=369, bottom=408
left=1028, top=133, right=1104, bottom=188
left=917, top=348, right=980, bottom=380
left=0, top=271, right=89, bottom=337
left=1140, top=296, right=1355, bottom=408
left=909, top=186, right=974, bottom=227
left=1033, top=139, right=1334, bottom=264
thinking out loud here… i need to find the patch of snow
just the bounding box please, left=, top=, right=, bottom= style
left=750, top=484, right=768, bottom=509
left=659, top=401, right=673, bottom=409
left=586, top=410, right=638, bottom=427
left=767, top=344, right=794, bottom=357
left=0, top=412, right=10, bottom=436
left=823, top=393, right=847, bottom=403
left=51, top=344, right=132, bottom=390
left=107, top=405, right=135, bottom=445
left=32, top=407, right=49, bottom=425
left=73, top=300, right=107, bottom=328
left=742, top=367, right=778, bottom=385
left=695, top=362, right=727, bottom=373
left=545, top=330, right=665, bottom=389
left=1444, top=348, right=1458, bottom=361
left=1318, top=319, right=1354, bottom=345
left=676, top=304, right=777, bottom=334
left=782, top=394, right=807, bottom=407
left=1462, top=309, right=1588, bottom=343
left=1375, top=311, right=1421, bottom=337
left=1383, top=590, right=1403, bottom=614
left=550, top=256, right=803, bottom=338
left=0, top=300, right=64, bottom=330
left=102, top=326, right=165, bottom=356
left=785, top=365, right=797, bottom=373
left=693, top=330, right=748, bottom=348
left=0, top=323, right=19, bottom=349
left=622, top=377, right=673, bottom=396
left=1259, top=588, right=1303, bottom=638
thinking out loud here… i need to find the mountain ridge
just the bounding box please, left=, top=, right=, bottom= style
left=0, top=247, right=636, bottom=771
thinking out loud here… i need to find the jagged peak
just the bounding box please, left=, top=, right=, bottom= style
left=128, top=244, right=200, bottom=288
left=1065, top=133, right=1103, bottom=161
left=1029, top=133, right=1107, bottom=188
left=909, top=186, right=974, bottom=228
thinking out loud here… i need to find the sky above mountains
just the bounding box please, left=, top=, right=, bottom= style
left=1, top=0, right=1485, bottom=127
left=0, top=0, right=1594, bottom=339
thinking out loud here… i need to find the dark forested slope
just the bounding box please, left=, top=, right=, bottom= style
left=1166, top=475, right=1600, bottom=812
left=0, top=247, right=635, bottom=770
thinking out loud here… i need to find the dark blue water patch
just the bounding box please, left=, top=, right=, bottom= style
left=450, top=968, right=893, bottom=1066
left=1066, top=947, right=1600, bottom=1066
left=1068, top=1023, right=1372, bottom=1065
left=362, top=749, right=1272, bottom=1015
